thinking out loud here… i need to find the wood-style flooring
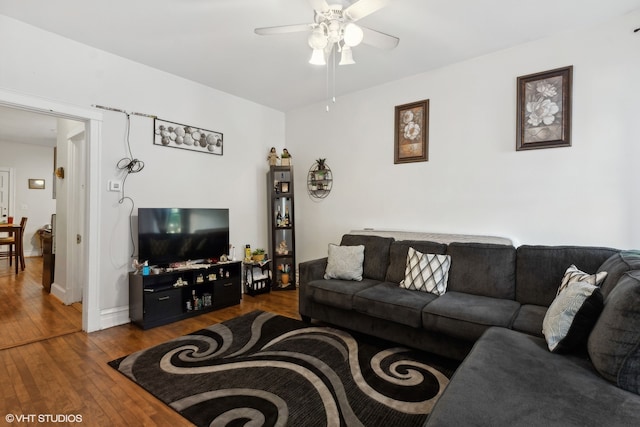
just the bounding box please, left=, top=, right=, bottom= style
left=0, top=257, right=300, bottom=426
left=0, top=258, right=81, bottom=350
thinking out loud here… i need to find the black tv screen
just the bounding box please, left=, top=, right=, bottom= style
left=138, top=208, right=229, bottom=266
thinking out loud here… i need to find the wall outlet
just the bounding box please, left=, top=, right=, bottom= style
left=108, top=180, right=122, bottom=192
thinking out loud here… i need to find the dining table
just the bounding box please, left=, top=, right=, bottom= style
left=0, top=222, right=22, bottom=274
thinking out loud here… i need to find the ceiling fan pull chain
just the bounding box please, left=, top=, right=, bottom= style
left=325, top=51, right=330, bottom=112
left=332, top=47, right=337, bottom=104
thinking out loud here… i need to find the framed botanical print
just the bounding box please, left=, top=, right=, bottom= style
left=394, top=99, right=429, bottom=164
left=516, top=66, right=572, bottom=151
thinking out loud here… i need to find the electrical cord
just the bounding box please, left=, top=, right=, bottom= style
left=117, top=113, right=146, bottom=178
left=93, top=105, right=155, bottom=261
left=115, top=113, right=145, bottom=257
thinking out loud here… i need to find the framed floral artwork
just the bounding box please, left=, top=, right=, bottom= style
left=394, top=99, right=429, bottom=164
left=516, top=66, right=572, bottom=151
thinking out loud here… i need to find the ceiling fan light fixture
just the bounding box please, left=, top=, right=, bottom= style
left=343, top=23, right=364, bottom=47
left=255, top=0, right=399, bottom=110
left=339, top=45, right=355, bottom=65
left=308, top=27, right=328, bottom=50
left=309, top=48, right=326, bottom=65
left=327, top=20, right=342, bottom=44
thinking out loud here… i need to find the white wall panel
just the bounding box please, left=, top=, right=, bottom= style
left=288, top=10, right=640, bottom=262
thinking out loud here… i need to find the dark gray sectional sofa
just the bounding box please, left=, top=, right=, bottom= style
left=298, top=233, right=640, bottom=426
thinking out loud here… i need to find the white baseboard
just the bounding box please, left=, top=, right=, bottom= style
left=100, top=305, right=130, bottom=329
left=50, top=282, right=66, bottom=302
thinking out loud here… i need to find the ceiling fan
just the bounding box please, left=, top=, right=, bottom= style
left=255, top=0, right=399, bottom=66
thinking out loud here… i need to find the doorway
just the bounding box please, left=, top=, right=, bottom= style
left=62, top=125, right=87, bottom=304
left=44, top=119, right=86, bottom=307
left=0, top=89, right=102, bottom=332
left=0, top=168, right=14, bottom=222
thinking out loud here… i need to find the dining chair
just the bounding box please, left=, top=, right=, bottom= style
left=18, top=217, right=28, bottom=270
left=0, top=230, right=16, bottom=267
left=0, top=217, right=28, bottom=272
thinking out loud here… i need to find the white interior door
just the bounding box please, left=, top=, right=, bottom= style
left=67, top=128, right=86, bottom=303
left=0, top=168, right=14, bottom=223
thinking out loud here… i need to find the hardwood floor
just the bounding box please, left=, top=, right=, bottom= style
left=0, top=258, right=300, bottom=426
left=0, top=258, right=81, bottom=350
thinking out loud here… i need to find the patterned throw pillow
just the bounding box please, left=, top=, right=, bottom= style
left=543, top=281, right=604, bottom=353
left=400, top=247, right=451, bottom=296
left=324, top=244, right=365, bottom=281
left=557, top=264, right=607, bottom=295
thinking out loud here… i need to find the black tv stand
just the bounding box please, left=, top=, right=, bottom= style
left=129, top=261, right=241, bottom=329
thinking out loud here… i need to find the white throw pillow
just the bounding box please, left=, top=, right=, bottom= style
left=324, top=244, right=365, bottom=281
left=543, top=281, right=604, bottom=353
left=557, top=264, right=607, bottom=295
left=400, top=247, right=451, bottom=296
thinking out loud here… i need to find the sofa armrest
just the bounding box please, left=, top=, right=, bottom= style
left=298, top=257, right=327, bottom=319
left=299, top=257, right=328, bottom=284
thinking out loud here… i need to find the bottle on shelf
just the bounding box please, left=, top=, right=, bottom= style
left=284, top=206, right=290, bottom=226
left=192, top=290, right=199, bottom=311
left=276, top=206, right=282, bottom=227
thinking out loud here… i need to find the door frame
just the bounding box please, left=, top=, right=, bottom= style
left=0, top=167, right=16, bottom=222
left=0, top=88, right=102, bottom=332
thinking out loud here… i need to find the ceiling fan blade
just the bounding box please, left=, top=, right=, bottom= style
left=361, top=26, right=399, bottom=50
left=344, top=0, right=391, bottom=21
left=255, top=23, right=314, bottom=36
left=308, top=0, right=330, bottom=13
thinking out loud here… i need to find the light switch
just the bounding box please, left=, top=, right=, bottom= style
left=108, top=180, right=122, bottom=192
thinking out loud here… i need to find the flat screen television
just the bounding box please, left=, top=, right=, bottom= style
left=138, top=208, right=229, bottom=266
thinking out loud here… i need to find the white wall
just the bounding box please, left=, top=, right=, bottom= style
left=1, top=9, right=638, bottom=328
left=288, top=10, right=640, bottom=263
left=0, top=15, right=285, bottom=328
left=0, top=140, right=56, bottom=256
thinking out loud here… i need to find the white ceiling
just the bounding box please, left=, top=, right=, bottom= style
left=0, top=105, right=58, bottom=146
left=1, top=0, right=639, bottom=144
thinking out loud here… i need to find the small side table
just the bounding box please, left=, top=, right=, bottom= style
left=243, top=259, right=271, bottom=296
left=42, top=232, right=54, bottom=292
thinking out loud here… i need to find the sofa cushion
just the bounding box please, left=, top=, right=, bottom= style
left=515, top=245, right=618, bottom=306
left=421, top=292, right=520, bottom=341
left=597, top=250, right=640, bottom=299
left=340, top=234, right=394, bottom=281
left=353, top=282, right=437, bottom=328
left=512, top=304, right=547, bottom=337
left=588, top=271, right=640, bottom=395
left=400, top=247, right=451, bottom=295
left=385, top=240, right=447, bottom=283
left=446, top=243, right=516, bottom=299
left=426, top=327, right=640, bottom=427
left=308, top=278, right=380, bottom=310
left=542, top=281, right=604, bottom=353
left=323, top=243, right=365, bottom=281
left=557, top=264, right=607, bottom=295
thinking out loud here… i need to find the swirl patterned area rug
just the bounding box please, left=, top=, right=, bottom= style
left=108, top=311, right=458, bottom=427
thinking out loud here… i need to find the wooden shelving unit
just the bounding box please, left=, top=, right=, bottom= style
left=267, top=166, right=296, bottom=290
